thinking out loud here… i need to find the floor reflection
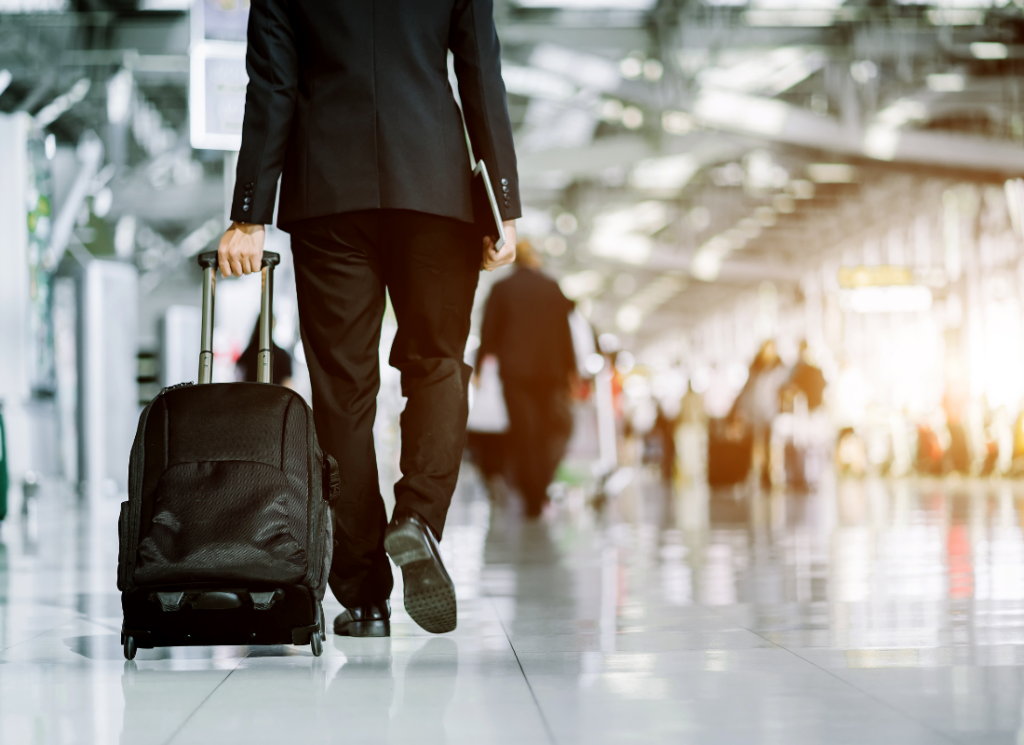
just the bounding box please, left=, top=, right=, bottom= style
left=3, top=470, right=1024, bottom=742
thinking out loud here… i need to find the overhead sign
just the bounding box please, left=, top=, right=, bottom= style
left=837, top=265, right=914, bottom=289
left=190, top=0, right=250, bottom=151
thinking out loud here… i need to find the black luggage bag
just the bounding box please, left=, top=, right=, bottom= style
left=707, top=418, right=753, bottom=487
left=118, top=251, right=336, bottom=660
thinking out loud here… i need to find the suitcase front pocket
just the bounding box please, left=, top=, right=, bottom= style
left=134, top=460, right=309, bottom=587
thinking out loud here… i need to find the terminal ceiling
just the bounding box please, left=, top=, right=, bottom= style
left=0, top=0, right=1022, bottom=346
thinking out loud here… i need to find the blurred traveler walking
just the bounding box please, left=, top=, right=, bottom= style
left=676, top=381, right=706, bottom=485
left=236, top=317, right=294, bottom=388
left=731, top=340, right=787, bottom=488
left=477, top=241, right=575, bottom=518
left=788, top=340, right=826, bottom=411
left=216, top=0, right=520, bottom=636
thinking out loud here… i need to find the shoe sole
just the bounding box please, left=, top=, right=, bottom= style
left=334, top=620, right=390, bottom=638
left=384, top=523, right=457, bottom=634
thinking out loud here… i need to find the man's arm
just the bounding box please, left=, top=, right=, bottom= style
left=450, top=0, right=520, bottom=271
left=219, top=0, right=298, bottom=277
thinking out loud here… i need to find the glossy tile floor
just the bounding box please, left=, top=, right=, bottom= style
left=3, top=468, right=1024, bottom=743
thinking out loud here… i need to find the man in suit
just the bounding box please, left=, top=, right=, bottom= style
left=216, top=0, right=519, bottom=637
left=477, top=241, right=576, bottom=518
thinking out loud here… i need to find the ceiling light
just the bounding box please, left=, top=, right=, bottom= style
left=560, top=270, right=605, bottom=300
left=598, top=333, right=621, bottom=353
left=690, top=236, right=730, bottom=282
left=643, top=59, right=664, bottom=82
left=595, top=201, right=670, bottom=236
left=600, top=99, right=624, bottom=121
left=590, top=233, right=653, bottom=265
left=688, top=205, right=711, bottom=231
left=616, top=305, right=644, bottom=333
left=107, top=68, right=134, bottom=125
left=690, top=252, right=722, bottom=283
left=863, top=125, right=900, bottom=161
left=544, top=235, right=568, bottom=256
left=555, top=213, right=578, bottom=235
left=849, top=60, right=877, bottom=84
left=620, top=56, right=643, bottom=80
left=621, top=106, right=644, bottom=129
left=631, top=154, right=699, bottom=192
left=661, top=110, right=695, bottom=136
left=926, top=73, right=965, bottom=92
left=743, top=10, right=837, bottom=27
left=693, top=90, right=788, bottom=137
left=971, top=42, right=1008, bottom=60
left=807, top=163, right=857, bottom=183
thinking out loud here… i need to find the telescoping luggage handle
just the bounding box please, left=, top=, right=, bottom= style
left=196, top=250, right=281, bottom=385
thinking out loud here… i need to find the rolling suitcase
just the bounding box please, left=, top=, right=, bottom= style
left=118, top=250, right=336, bottom=660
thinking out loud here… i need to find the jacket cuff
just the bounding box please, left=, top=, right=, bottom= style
left=496, top=176, right=521, bottom=221
left=230, top=176, right=275, bottom=224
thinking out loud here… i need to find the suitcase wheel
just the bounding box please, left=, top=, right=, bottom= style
left=123, top=635, right=137, bottom=661
left=310, top=602, right=325, bottom=657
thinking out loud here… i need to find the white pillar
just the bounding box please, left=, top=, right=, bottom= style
left=82, top=260, right=139, bottom=501
left=0, top=113, right=34, bottom=496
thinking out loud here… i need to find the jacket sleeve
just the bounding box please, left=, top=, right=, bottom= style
left=449, top=0, right=521, bottom=222
left=230, top=0, right=298, bottom=225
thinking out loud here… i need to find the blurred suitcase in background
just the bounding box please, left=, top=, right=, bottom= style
left=707, top=418, right=753, bottom=487
left=118, top=251, right=336, bottom=660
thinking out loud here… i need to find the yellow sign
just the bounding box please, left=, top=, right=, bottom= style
left=837, top=265, right=914, bottom=289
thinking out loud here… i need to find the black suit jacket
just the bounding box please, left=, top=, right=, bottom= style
left=231, top=0, right=521, bottom=231
left=478, top=268, right=576, bottom=387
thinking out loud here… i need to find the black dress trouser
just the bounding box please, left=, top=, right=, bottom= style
left=291, top=209, right=480, bottom=608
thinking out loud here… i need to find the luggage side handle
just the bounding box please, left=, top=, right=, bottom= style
left=196, top=250, right=281, bottom=385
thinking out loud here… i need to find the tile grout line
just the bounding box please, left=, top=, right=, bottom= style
left=718, top=610, right=962, bottom=745
left=161, top=651, right=250, bottom=745
left=489, top=596, right=559, bottom=745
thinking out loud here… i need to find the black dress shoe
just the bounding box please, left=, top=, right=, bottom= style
left=333, top=600, right=391, bottom=637
left=383, top=510, right=456, bottom=634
